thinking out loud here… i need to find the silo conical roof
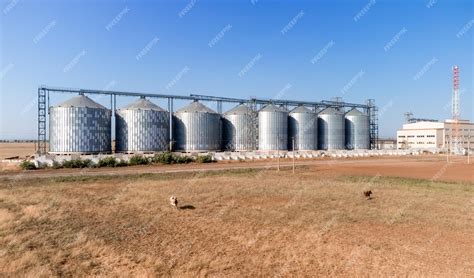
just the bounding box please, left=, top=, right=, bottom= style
left=224, top=103, right=253, bottom=115
left=54, top=94, right=107, bottom=109
left=319, top=107, right=343, bottom=115
left=345, top=108, right=366, bottom=116
left=119, top=97, right=166, bottom=111
left=176, top=101, right=217, bottom=114
left=290, top=106, right=313, bottom=114
left=259, top=104, right=288, bottom=113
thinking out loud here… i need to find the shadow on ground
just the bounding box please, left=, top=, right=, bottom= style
left=179, top=205, right=195, bottom=210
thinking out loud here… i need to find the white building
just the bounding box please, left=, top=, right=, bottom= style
left=397, top=119, right=474, bottom=151
left=376, top=138, right=397, bottom=150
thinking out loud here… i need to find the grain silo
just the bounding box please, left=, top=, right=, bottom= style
left=115, top=97, right=169, bottom=153
left=318, top=107, right=345, bottom=150
left=345, top=108, right=370, bottom=150
left=173, top=101, right=221, bottom=152
left=258, top=104, right=288, bottom=151
left=288, top=106, right=318, bottom=150
left=222, top=103, right=257, bottom=151
left=49, top=94, right=111, bottom=154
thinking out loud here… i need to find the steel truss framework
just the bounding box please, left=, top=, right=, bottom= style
left=37, top=85, right=379, bottom=154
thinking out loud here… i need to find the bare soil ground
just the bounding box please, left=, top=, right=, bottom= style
left=2, top=155, right=473, bottom=183
left=0, top=168, right=473, bottom=276
left=0, top=143, right=38, bottom=171
left=0, top=142, right=38, bottom=171
left=0, top=142, right=36, bottom=159
left=311, top=156, right=473, bottom=182
left=1, top=142, right=472, bottom=183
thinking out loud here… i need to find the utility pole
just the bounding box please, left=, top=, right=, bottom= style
left=169, top=139, right=175, bottom=153
left=468, top=129, right=471, bottom=165
left=277, top=135, right=280, bottom=172
left=445, top=135, right=448, bottom=163
left=446, top=136, right=448, bottom=163
left=277, top=149, right=280, bottom=171
left=452, top=65, right=461, bottom=154
left=447, top=134, right=451, bottom=163
left=292, top=137, right=295, bottom=174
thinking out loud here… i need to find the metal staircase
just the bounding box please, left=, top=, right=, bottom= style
left=367, top=99, right=379, bottom=150
left=37, top=87, right=48, bottom=154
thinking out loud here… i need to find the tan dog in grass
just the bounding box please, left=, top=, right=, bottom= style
left=170, top=196, right=178, bottom=209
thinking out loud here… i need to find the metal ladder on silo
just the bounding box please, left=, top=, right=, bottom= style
left=367, top=99, right=379, bottom=150
left=249, top=99, right=258, bottom=150
left=37, top=87, right=48, bottom=154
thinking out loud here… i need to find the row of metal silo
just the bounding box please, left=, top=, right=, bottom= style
left=48, top=95, right=370, bottom=154
left=174, top=101, right=221, bottom=152
left=222, top=104, right=257, bottom=151
left=49, top=95, right=112, bottom=154
left=115, top=97, right=169, bottom=152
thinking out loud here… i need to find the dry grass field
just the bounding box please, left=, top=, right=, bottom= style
left=0, top=168, right=473, bottom=276
left=0, top=142, right=37, bottom=159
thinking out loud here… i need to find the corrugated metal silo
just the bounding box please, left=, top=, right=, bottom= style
left=345, top=108, right=370, bottom=150
left=222, top=104, right=257, bottom=151
left=288, top=106, right=318, bottom=150
left=173, top=101, right=221, bottom=152
left=49, top=94, right=111, bottom=154
left=115, top=97, right=169, bottom=152
left=318, top=107, right=345, bottom=150
left=258, top=104, right=288, bottom=151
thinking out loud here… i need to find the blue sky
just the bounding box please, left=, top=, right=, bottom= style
left=0, top=0, right=473, bottom=140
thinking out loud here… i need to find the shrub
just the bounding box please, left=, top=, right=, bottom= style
left=36, top=162, right=48, bottom=169
left=98, top=157, right=117, bottom=168
left=152, top=153, right=196, bottom=164
left=20, top=160, right=36, bottom=170
left=52, top=160, right=62, bottom=169
left=82, top=159, right=97, bottom=168
left=196, top=154, right=214, bottom=163
left=61, top=160, right=73, bottom=168
left=129, top=155, right=149, bottom=166
left=116, top=159, right=128, bottom=167
left=62, top=158, right=88, bottom=168
left=152, top=152, right=174, bottom=164
left=175, top=156, right=194, bottom=164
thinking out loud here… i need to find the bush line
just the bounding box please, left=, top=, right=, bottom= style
left=20, top=153, right=214, bottom=170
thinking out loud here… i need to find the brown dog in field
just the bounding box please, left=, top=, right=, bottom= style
left=363, top=190, right=372, bottom=200
left=170, top=196, right=178, bottom=209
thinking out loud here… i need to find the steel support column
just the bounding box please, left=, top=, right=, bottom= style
left=37, top=88, right=47, bottom=154
left=168, top=98, right=174, bottom=151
